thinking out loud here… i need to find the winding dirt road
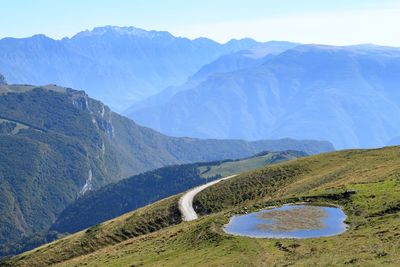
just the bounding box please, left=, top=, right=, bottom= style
left=179, top=175, right=237, bottom=221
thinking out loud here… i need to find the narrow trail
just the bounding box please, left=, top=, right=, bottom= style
left=178, top=175, right=237, bottom=221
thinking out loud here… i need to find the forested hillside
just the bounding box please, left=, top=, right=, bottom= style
left=51, top=150, right=305, bottom=235
left=0, top=84, right=333, bottom=254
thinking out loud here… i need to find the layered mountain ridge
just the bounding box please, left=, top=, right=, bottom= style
left=128, top=44, right=400, bottom=149
left=0, top=26, right=261, bottom=111
left=124, top=41, right=299, bottom=114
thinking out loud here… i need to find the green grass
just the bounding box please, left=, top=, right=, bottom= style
left=0, top=84, right=330, bottom=258
left=4, top=196, right=181, bottom=267
left=5, top=147, right=400, bottom=266
left=199, top=151, right=304, bottom=179
left=51, top=151, right=303, bottom=236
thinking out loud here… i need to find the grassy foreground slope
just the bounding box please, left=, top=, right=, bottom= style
left=6, top=147, right=400, bottom=266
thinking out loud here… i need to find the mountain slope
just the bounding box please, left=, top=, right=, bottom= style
left=0, top=26, right=260, bottom=110
left=124, top=41, right=299, bottom=113
left=0, top=84, right=333, bottom=249
left=50, top=151, right=305, bottom=236
left=129, top=44, right=400, bottom=149
left=6, top=146, right=400, bottom=266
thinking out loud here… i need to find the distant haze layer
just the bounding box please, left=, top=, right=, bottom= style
left=0, top=26, right=259, bottom=111
left=128, top=44, right=400, bottom=149
left=2, top=26, right=400, bottom=149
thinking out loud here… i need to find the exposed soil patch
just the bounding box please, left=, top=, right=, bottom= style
left=257, top=206, right=327, bottom=232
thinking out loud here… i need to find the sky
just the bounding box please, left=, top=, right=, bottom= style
left=1, top=0, right=399, bottom=46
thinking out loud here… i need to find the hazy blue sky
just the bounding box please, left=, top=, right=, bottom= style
left=1, top=0, right=399, bottom=45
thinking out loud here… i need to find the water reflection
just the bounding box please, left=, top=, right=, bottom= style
left=224, top=205, right=347, bottom=239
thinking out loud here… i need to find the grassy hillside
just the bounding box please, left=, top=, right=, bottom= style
left=199, top=150, right=305, bottom=179
left=1, top=150, right=302, bottom=257
left=5, top=146, right=400, bottom=266
left=0, top=84, right=332, bottom=255
left=51, top=150, right=304, bottom=236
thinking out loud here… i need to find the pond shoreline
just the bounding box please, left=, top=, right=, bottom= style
left=223, top=203, right=348, bottom=239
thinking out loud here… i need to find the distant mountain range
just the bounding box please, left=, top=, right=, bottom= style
left=3, top=26, right=400, bottom=149
left=0, top=83, right=333, bottom=253
left=0, top=26, right=261, bottom=111
left=124, top=41, right=299, bottom=114
left=128, top=44, right=400, bottom=149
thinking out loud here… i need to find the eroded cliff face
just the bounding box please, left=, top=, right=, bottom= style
left=67, top=89, right=119, bottom=194
left=70, top=89, right=114, bottom=140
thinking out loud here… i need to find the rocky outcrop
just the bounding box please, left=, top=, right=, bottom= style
left=69, top=89, right=114, bottom=139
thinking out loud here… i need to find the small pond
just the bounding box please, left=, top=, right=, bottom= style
left=224, top=204, right=347, bottom=239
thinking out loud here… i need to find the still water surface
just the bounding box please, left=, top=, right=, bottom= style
left=224, top=205, right=347, bottom=239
